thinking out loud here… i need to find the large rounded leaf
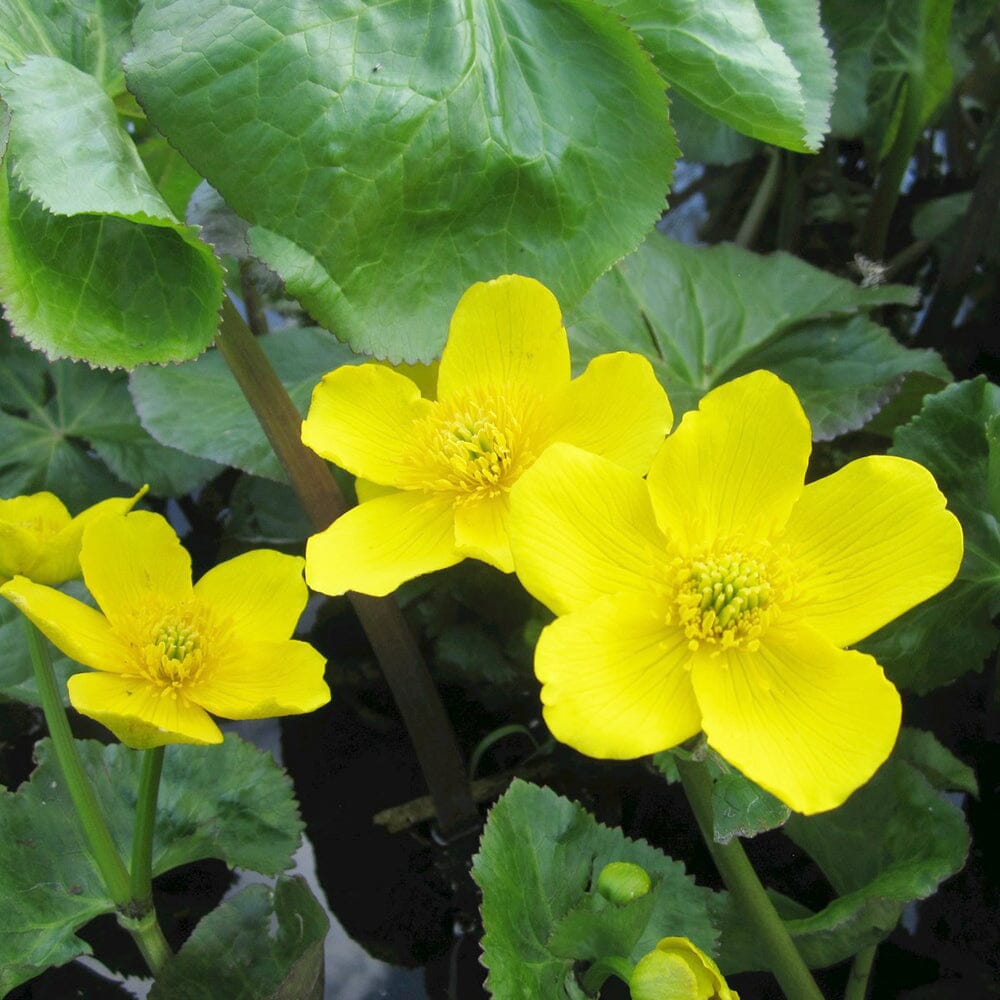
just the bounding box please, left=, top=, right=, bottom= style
left=125, top=0, right=676, bottom=362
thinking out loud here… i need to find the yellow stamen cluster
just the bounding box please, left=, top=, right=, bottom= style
left=415, top=391, right=537, bottom=498
left=673, top=552, right=775, bottom=652
left=133, top=605, right=211, bottom=695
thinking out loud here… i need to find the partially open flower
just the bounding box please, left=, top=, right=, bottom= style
left=0, top=488, right=145, bottom=585
left=1, top=511, right=330, bottom=748
left=629, top=937, right=738, bottom=1000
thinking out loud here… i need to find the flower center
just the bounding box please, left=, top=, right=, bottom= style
left=137, top=606, right=209, bottom=694
left=673, top=552, right=775, bottom=652
left=414, top=390, right=537, bottom=498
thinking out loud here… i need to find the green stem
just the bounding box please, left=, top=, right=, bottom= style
left=860, top=82, right=924, bottom=260
left=677, top=757, right=826, bottom=1000
left=581, top=955, right=635, bottom=995
left=24, top=620, right=173, bottom=973
left=734, top=148, right=781, bottom=249
left=24, top=619, right=131, bottom=904
left=130, top=746, right=165, bottom=906
left=214, top=298, right=478, bottom=838
left=844, top=944, right=876, bottom=1000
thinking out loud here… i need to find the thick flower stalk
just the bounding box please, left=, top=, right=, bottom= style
left=629, top=937, right=739, bottom=1000
left=510, top=370, right=963, bottom=814
left=0, top=489, right=144, bottom=585
left=301, top=273, right=671, bottom=596
left=1, top=511, right=330, bottom=748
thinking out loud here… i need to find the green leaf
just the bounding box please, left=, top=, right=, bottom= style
left=986, top=412, right=1000, bottom=519
left=130, top=327, right=360, bottom=481
left=0, top=55, right=223, bottom=368
left=567, top=233, right=928, bottom=435
left=125, top=0, right=676, bottom=362
left=867, top=0, right=954, bottom=156
left=820, top=0, right=885, bottom=138
left=651, top=748, right=790, bottom=843
left=0, top=0, right=139, bottom=95
left=597, top=0, right=834, bottom=151
left=669, top=93, right=759, bottom=166
left=472, top=779, right=718, bottom=999
left=0, top=333, right=220, bottom=502
left=0, top=735, right=304, bottom=993
left=710, top=767, right=790, bottom=845
left=148, top=877, right=327, bottom=1000
left=895, top=727, right=978, bottom=797
left=730, top=315, right=951, bottom=440
left=224, top=476, right=314, bottom=547
left=719, top=744, right=970, bottom=972
left=137, top=135, right=205, bottom=221
left=861, top=378, right=1000, bottom=692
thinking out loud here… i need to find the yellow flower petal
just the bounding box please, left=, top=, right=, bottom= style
left=647, top=371, right=811, bottom=551
left=194, top=550, right=308, bottom=642
left=454, top=494, right=513, bottom=572
left=80, top=511, right=192, bottom=626
left=33, top=487, right=147, bottom=585
left=549, top=352, right=672, bottom=473
left=0, top=576, right=126, bottom=672
left=0, top=493, right=70, bottom=581
left=436, top=275, right=570, bottom=400
left=67, top=672, right=223, bottom=748
left=301, top=363, right=433, bottom=485
left=190, top=639, right=330, bottom=719
left=535, top=594, right=701, bottom=759
left=691, top=624, right=901, bottom=814
left=510, top=444, right=665, bottom=615
left=781, top=455, right=963, bottom=646
left=305, top=491, right=460, bottom=597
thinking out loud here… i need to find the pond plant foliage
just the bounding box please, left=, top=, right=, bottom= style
left=0, top=1, right=997, bottom=998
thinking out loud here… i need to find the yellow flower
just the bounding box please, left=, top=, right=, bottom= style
left=510, top=371, right=963, bottom=814
left=1, top=511, right=330, bottom=748
left=629, top=937, right=738, bottom=1000
left=301, top=274, right=671, bottom=597
left=0, top=488, right=145, bottom=585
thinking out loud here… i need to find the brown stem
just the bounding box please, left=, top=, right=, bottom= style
left=214, top=297, right=478, bottom=838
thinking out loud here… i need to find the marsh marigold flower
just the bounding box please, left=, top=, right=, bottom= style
left=0, top=511, right=330, bottom=748
left=629, top=937, right=738, bottom=1000
left=301, top=274, right=671, bottom=596
left=510, top=371, right=963, bottom=814
left=0, top=489, right=144, bottom=585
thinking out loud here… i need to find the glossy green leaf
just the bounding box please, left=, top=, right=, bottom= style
left=0, top=0, right=138, bottom=94
left=0, top=56, right=223, bottom=368
left=224, top=476, right=314, bottom=547
left=125, top=0, right=675, bottom=362
left=720, top=735, right=970, bottom=971
left=130, top=327, right=360, bottom=481
left=597, top=0, right=834, bottom=151
left=472, top=779, right=717, bottom=999
left=0, top=735, right=304, bottom=993
left=861, top=378, right=1000, bottom=692
left=0, top=331, right=220, bottom=503
left=567, top=233, right=933, bottom=436
left=895, top=727, right=978, bottom=797
left=820, top=0, right=885, bottom=138
left=148, top=877, right=327, bottom=1000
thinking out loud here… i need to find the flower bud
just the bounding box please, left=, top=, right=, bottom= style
left=595, top=861, right=652, bottom=904
left=629, top=937, right=738, bottom=1000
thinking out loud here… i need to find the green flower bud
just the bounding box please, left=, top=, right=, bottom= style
left=629, top=937, right=738, bottom=1000
left=595, top=861, right=652, bottom=904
